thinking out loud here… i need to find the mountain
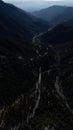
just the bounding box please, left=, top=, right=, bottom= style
left=0, top=1, right=49, bottom=106
left=37, top=22, right=73, bottom=45
left=32, top=6, right=66, bottom=22
left=32, top=5, right=73, bottom=25
left=52, top=7, right=73, bottom=24
left=0, top=1, right=73, bottom=130
left=1, top=19, right=73, bottom=129
left=0, top=1, right=49, bottom=43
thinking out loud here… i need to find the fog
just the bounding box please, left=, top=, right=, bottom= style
left=3, top=0, right=73, bottom=12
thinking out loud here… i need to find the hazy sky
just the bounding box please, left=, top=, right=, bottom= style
left=3, top=0, right=70, bottom=1
left=3, top=0, right=73, bottom=3
left=3, top=0, right=73, bottom=12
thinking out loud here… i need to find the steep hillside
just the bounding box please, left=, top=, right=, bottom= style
left=0, top=1, right=49, bottom=43
left=32, top=5, right=73, bottom=25
left=0, top=0, right=49, bottom=107
left=38, top=23, right=73, bottom=44
left=1, top=20, right=73, bottom=129
left=0, top=1, right=73, bottom=130
left=32, top=5, right=66, bottom=22
left=52, top=7, right=73, bottom=24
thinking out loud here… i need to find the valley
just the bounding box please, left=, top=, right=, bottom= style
left=0, top=29, right=73, bottom=129
left=0, top=1, right=73, bottom=130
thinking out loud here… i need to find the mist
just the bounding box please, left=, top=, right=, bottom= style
left=3, top=0, right=73, bottom=12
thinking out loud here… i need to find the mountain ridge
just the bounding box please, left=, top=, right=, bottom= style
left=0, top=0, right=49, bottom=43
left=1, top=1, right=73, bottom=130
left=32, top=5, right=73, bottom=25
